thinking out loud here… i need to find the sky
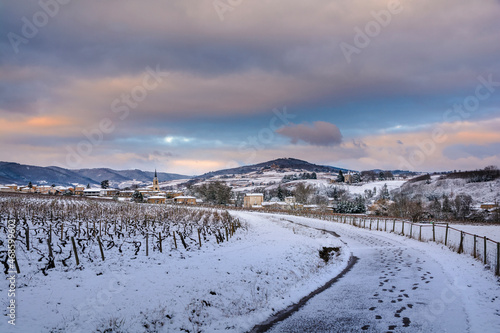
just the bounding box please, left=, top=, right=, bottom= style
left=1, top=0, right=500, bottom=176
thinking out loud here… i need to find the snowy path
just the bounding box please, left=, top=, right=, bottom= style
left=251, top=215, right=500, bottom=333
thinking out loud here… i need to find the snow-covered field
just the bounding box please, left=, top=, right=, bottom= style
left=2, top=194, right=500, bottom=332
left=402, top=177, right=500, bottom=204
left=1, top=208, right=347, bottom=333
left=449, top=224, right=500, bottom=241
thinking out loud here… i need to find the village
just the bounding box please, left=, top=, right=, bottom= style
left=1, top=167, right=499, bottom=220
left=0, top=169, right=315, bottom=210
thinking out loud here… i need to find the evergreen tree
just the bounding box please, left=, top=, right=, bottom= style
left=101, top=180, right=110, bottom=189
left=86, top=183, right=91, bottom=189
left=132, top=190, right=143, bottom=202
left=379, top=183, right=390, bottom=200
left=28, top=181, right=33, bottom=188
left=277, top=186, right=284, bottom=201
left=442, top=194, right=452, bottom=213
left=337, top=170, right=345, bottom=183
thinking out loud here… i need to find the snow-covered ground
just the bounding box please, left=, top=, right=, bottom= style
left=1, top=212, right=347, bottom=333
left=2, top=202, right=500, bottom=332
left=340, top=180, right=406, bottom=196
left=401, top=177, right=500, bottom=204
left=262, top=215, right=500, bottom=333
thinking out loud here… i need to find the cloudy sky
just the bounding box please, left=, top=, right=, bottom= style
left=1, top=0, right=499, bottom=175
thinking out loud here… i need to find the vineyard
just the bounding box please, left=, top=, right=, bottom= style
left=0, top=193, right=345, bottom=332
left=0, top=193, right=243, bottom=275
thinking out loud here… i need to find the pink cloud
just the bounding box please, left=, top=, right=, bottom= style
left=277, top=121, right=342, bottom=146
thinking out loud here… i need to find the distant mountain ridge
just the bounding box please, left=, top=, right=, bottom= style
left=0, top=162, right=189, bottom=187
left=198, top=157, right=351, bottom=179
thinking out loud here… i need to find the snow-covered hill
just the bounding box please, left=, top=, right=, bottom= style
left=399, top=175, right=500, bottom=205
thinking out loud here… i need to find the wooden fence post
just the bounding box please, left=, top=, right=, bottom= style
left=97, top=236, right=105, bottom=261
left=444, top=224, right=449, bottom=246
left=60, top=223, right=64, bottom=241
left=473, top=235, right=477, bottom=258
left=419, top=225, right=422, bottom=241
left=496, top=242, right=499, bottom=276
left=385, top=219, right=387, bottom=232
left=401, top=221, right=405, bottom=236
left=198, top=229, right=202, bottom=247
left=484, top=236, right=487, bottom=265
left=376, top=219, right=379, bottom=231
left=173, top=232, right=177, bottom=249
left=392, top=219, right=396, bottom=233
left=458, top=231, right=464, bottom=254
left=409, top=223, right=412, bottom=239
left=432, top=223, right=436, bottom=242
left=146, top=233, right=149, bottom=256
left=71, top=237, right=79, bottom=266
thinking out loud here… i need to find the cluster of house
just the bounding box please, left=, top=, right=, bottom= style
left=0, top=171, right=200, bottom=205
left=242, top=193, right=321, bottom=211
left=0, top=172, right=317, bottom=211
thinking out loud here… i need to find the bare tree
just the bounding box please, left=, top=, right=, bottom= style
left=294, top=182, right=315, bottom=204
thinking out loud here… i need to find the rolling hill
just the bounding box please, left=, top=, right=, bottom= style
left=0, top=162, right=189, bottom=187
left=198, top=158, right=351, bottom=179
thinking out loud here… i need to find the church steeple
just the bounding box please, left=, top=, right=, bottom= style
left=153, top=169, right=159, bottom=191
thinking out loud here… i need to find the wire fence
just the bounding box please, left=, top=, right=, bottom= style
left=308, top=214, right=500, bottom=276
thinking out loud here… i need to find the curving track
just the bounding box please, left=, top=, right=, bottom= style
left=259, top=218, right=483, bottom=333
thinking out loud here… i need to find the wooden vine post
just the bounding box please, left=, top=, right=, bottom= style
left=97, top=236, right=105, bottom=261
left=71, top=236, right=79, bottom=266
left=159, top=232, right=162, bottom=253
left=47, top=238, right=53, bottom=258
left=25, top=226, right=30, bottom=251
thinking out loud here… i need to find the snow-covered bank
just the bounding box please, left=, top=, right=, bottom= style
left=1, top=212, right=347, bottom=333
